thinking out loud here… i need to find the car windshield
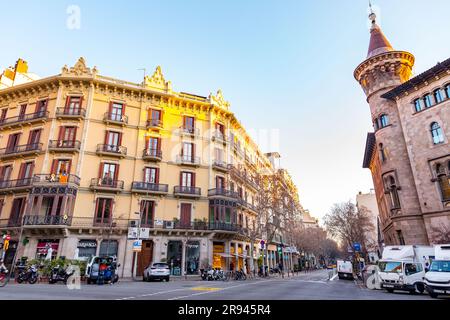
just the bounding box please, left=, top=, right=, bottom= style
left=430, top=261, right=450, bottom=273
left=153, top=263, right=169, bottom=269
left=379, top=261, right=402, bottom=273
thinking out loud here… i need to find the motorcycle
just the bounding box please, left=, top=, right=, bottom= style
left=16, top=264, right=39, bottom=284
left=49, top=265, right=74, bottom=284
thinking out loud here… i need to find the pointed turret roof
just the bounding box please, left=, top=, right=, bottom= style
left=367, top=11, right=393, bottom=58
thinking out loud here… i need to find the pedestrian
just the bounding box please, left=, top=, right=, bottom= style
left=230, top=261, right=234, bottom=272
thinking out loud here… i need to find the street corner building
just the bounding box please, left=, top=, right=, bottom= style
left=354, top=11, right=450, bottom=246
left=0, top=57, right=303, bottom=278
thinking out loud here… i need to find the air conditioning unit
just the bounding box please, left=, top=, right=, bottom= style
left=130, top=220, right=138, bottom=228
left=165, top=221, right=174, bottom=229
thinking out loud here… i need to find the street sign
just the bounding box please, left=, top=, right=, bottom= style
left=132, top=240, right=142, bottom=252
left=353, top=243, right=361, bottom=252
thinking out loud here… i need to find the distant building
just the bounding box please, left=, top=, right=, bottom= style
left=354, top=9, right=450, bottom=246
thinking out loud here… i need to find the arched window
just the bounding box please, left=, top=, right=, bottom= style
left=436, top=163, right=450, bottom=202
left=387, top=176, right=401, bottom=210
left=374, top=119, right=379, bottom=130
left=434, top=89, right=444, bottom=104
left=379, top=143, right=387, bottom=163
left=431, top=122, right=444, bottom=145
left=380, top=114, right=389, bottom=128
left=445, top=84, right=450, bottom=99
left=424, top=94, right=434, bottom=108
left=414, top=99, right=423, bottom=112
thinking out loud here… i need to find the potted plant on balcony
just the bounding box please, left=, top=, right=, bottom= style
left=193, top=218, right=207, bottom=230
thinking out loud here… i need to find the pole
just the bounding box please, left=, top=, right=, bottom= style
left=6, top=216, right=25, bottom=286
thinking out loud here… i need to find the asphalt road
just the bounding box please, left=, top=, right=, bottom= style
left=0, top=269, right=445, bottom=300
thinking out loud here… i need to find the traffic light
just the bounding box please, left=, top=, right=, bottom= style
left=277, top=245, right=283, bottom=255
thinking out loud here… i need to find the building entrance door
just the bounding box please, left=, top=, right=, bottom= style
left=137, top=240, right=153, bottom=276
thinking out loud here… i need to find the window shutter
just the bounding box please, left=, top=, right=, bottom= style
left=157, top=137, right=161, bottom=151
left=73, top=127, right=78, bottom=141
left=67, top=160, right=72, bottom=174
left=29, top=162, right=35, bottom=178
left=115, top=164, right=120, bottom=180
left=0, top=166, right=4, bottom=181
left=180, top=172, right=183, bottom=186
left=64, top=96, right=70, bottom=111
left=108, top=101, right=113, bottom=114
left=155, top=168, right=160, bottom=184
left=17, top=163, right=25, bottom=179
left=192, top=172, right=196, bottom=187
left=58, top=127, right=64, bottom=141
left=78, top=96, right=84, bottom=110
left=50, top=160, right=58, bottom=175
left=192, top=143, right=196, bottom=160
left=98, top=163, right=104, bottom=178
left=104, top=131, right=109, bottom=145
left=122, top=103, right=126, bottom=115
left=118, top=132, right=123, bottom=146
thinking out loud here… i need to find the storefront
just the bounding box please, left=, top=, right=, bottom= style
left=212, top=242, right=225, bottom=269
left=77, top=240, right=97, bottom=260
left=185, top=241, right=200, bottom=275
left=36, top=240, right=60, bottom=260
left=167, top=240, right=182, bottom=275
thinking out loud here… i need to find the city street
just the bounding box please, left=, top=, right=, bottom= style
left=0, top=269, right=442, bottom=300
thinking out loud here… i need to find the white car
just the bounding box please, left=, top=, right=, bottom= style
left=424, top=244, right=450, bottom=298
left=143, top=262, right=170, bottom=282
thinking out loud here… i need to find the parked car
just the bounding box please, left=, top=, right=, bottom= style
left=143, top=262, right=170, bottom=282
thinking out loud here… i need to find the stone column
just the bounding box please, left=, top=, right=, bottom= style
left=181, top=240, right=186, bottom=276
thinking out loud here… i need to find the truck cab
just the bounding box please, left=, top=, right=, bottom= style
left=424, top=244, right=450, bottom=298
left=378, top=245, right=434, bottom=294
left=337, top=260, right=354, bottom=280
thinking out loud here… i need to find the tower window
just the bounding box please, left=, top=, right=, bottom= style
left=434, top=89, right=444, bottom=104
left=379, top=143, right=387, bottom=163
left=396, top=230, right=406, bottom=245
left=445, top=84, right=450, bottom=99
left=414, top=99, right=423, bottom=112
left=424, top=94, right=434, bottom=108
left=387, top=176, right=400, bottom=211
left=431, top=122, right=444, bottom=145
left=379, top=114, right=389, bottom=128
left=436, top=164, right=450, bottom=202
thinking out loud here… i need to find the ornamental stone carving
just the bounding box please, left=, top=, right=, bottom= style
left=61, top=57, right=98, bottom=77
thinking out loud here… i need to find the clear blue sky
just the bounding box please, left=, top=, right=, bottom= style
left=2, top=0, right=449, bottom=222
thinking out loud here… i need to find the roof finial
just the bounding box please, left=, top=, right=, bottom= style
left=368, top=1, right=377, bottom=28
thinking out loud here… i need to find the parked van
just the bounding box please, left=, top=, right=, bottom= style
left=337, top=260, right=354, bottom=280
left=378, top=245, right=434, bottom=294
left=424, top=244, right=450, bottom=298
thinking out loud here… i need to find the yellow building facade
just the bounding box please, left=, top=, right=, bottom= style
left=0, top=58, right=300, bottom=277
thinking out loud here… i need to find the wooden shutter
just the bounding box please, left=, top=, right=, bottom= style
left=17, top=163, right=25, bottom=179
left=64, top=96, right=70, bottom=111
left=28, top=162, right=35, bottom=178
left=0, top=166, right=4, bottom=181
left=179, top=172, right=183, bottom=186
left=157, top=138, right=161, bottom=151
left=67, top=160, right=72, bottom=174
left=192, top=172, right=196, bottom=187
left=104, top=131, right=109, bottom=145
left=114, top=164, right=120, bottom=181
left=78, top=96, right=84, bottom=110
left=58, top=127, right=64, bottom=141
left=50, top=160, right=58, bottom=175
left=108, top=101, right=113, bottom=113
left=98, top=163, right=104, bottom=178
left=155, top=168, right=160, bottom=184
left=118, top=132, right=123, bottom=146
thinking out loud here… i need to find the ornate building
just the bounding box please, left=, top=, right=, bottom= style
left=355, top=11, right=450, bottom=246
left=0, top=57, right=303, bottom=276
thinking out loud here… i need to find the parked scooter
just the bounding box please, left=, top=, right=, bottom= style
left=16, top=264, right=39, bottom=284
left=49, top=265, right=74, bottom=284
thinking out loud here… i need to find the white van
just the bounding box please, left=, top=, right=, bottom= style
left=424, top=244, right=450, bottom=298
left=337, top=260, right=354, bottom=280
left=378, top=245, right=434, bottom=294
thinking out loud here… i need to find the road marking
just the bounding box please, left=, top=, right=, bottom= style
left=191, top=287, right=221, bottom=291
left=329, top=274, right=338, bottom=281
left=116, top=288, right=188, bottom=300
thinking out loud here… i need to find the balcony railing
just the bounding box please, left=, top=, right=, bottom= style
left=176, top=155, right=200, bottom=166
left=131, top=182, right=169, bottom=194
left=180, top=126, right=200, bottom=136
left=23, top=215, right=72, bottom=226
left=174, top=186, right=201, bottom=197
left=48, top=140, right=81, bottom=152
left=103, top=112, right=128, bottom=125
left=212, top=160, right=229, bottom=172
left=213, top=131, right=227, bottom=144
left=90, top=178, right=124, bottom=191
left=0, top=178, right=33, bottom=192
left=0, top=111, right=49, bottom=129
left=0, top=143, right=43, bottom=159
left=33, top=174, right=81, bottom=186
left=56, top=108, right=86, bottom=119
left=142, top=148, right=162, bottom=161
left=208, top=222, right=241, bottom=232
left=146, top=119, right=163, bottom=128
left=96, top=144, right=127, bottom=157
left=208, top=188, right=239, bottom=199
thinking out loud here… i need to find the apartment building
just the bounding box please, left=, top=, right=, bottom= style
left=0, top=57, right=301, bottom=277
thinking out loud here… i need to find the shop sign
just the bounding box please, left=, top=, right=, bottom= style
left=128, top=228, right=150, bottom=239
left=37, top=240, right=59, bottom=255
left=78, top=240, right=97, bottom=248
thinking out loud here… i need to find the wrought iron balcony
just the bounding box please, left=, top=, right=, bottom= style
left=56, top=107, right=86, bottom=120
left=179, top=126, right=200, bottom=136
left=48, top=140, right=81, bottom=153
left=142, top=148, right=162, bottom=161
left=103, top=112, right=128, bottom=126
left=146, top=119, right=163, bottom=129
left=176, top=155, right=200, bottom=167
left=0, top=178, right=33, bottom=194
left=96, top=144, right=127, bottom=158
left=212, top=160, right=229, bottom=172
left=90, top=178, right=124, bottom=192
left=33, top=174, right=81, bottom=186
left=0, top=143, right=43, bottom=160
left=131, top=182, right=169, bottom=195
left=208, top=222, right=241, bottom=232
left=0, top=111, right=49, bottom=129
left=23, top=215, right=72, bottom=226
left=174, top=186, right=201, bottom=198
left=212, top=131, right=227, bottom=144
left=208, top=188, right=239, bottom=199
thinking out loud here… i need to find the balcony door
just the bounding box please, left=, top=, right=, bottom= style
left=183, top=116, right=195, bottom=133
left=6, top=133, right=21, bottom=153
left=19, top=104, right=27, bottom=120
left=180, top=203, right=192, bottom=228
left=105, top=131, right=121, bottom=152
left=59, top=127, right=77, bottom=147
left=9, top=198, right=26, bottom=226
left=216, top=176, right=225, bottom=190
left=140, top=200, right=154, bottom=226
left=35, top=100, right=48, bottom=115
left=182, top=143, right=194, bottom=161
left=110, top=102, right=124, bottom=121
left=51, top=159, right=71, bottom=176
left=146, top=137, right=160, bottom=155
left=17, top=162, right=34, bottom=186
left=181, top=172, right=194, bottom=188
left=149, top=109, right=161, bottom=124
left=144, top=167, right=158, bottom=184
left=65, top=96, right=82, bottom=114
left=100, top=163, right=118, bottom=186
left=95, top=198, right=113, bottom=225
left=0, top=165, right=12, bottom=188
left=27, top=129, right=41, bottom=149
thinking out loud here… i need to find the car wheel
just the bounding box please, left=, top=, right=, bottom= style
left=87, top=278, right=91, bottom=285
left=165, top=277, right=170, bottom=282
left=386, top=289, right=394, bottom=293
left=429, top=292, right=438, bottom=299
left=415, top=283, right=424, bottom=294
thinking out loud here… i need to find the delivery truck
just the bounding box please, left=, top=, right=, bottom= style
left=337, top=260, right=354, bottom=280
left=378, top=245, right=434, bottom=294
left=424, top=244, right=450, bottom=298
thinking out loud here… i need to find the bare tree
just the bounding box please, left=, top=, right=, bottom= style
left=324, top=201, right=375, bottom=256
left=431, top=224, right=450, bottom=244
